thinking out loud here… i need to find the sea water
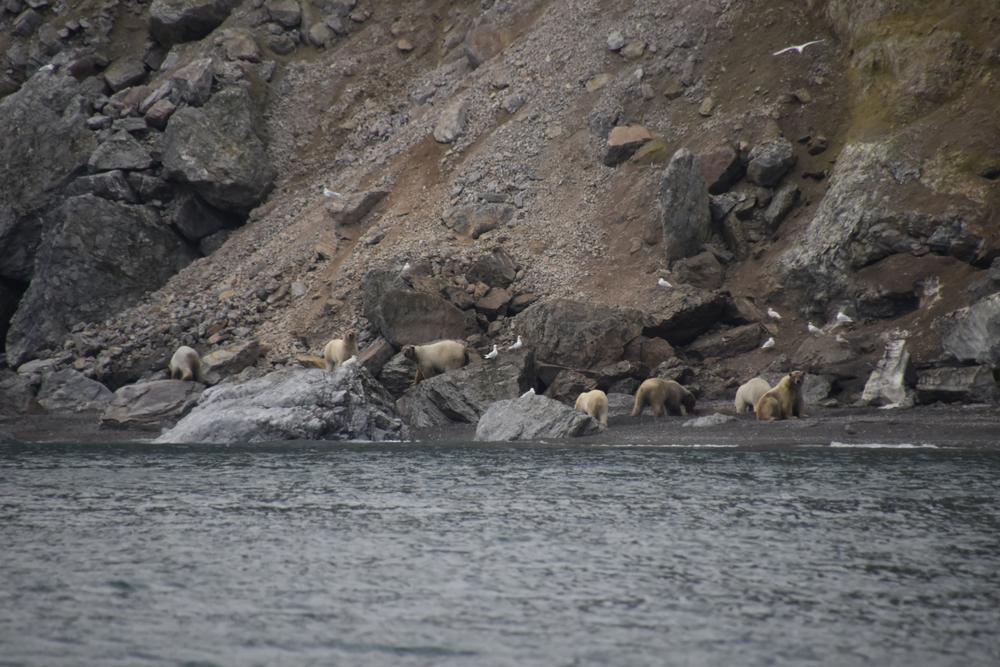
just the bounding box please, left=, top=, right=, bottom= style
left=1, top=442, right=998, bottom=666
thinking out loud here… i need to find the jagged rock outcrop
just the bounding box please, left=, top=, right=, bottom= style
left=362, top=269, right=475, bottom=347
left=0, top=71, right=96, bottom=283
left=659, top=148, right=712, bottom=262
left=161, top=86, right=275, bottom=211
left=861, top=336, right=914, bottom=407
left=515, top=299, right=645, bottom=368
left=934, top=294, right=1000, bottom=365
left=642, top=288, right=730, bottom=346
left=101, top=379, right=205, bottom=430
left=6, top=195, right=198, bottom=366
left=396, top=349, right=535, bottom=428
left=915, top=366, right=997, bottom=405
left=475, top=393, right=600, bottom=441
left=156, top=365, right=409, bottom=443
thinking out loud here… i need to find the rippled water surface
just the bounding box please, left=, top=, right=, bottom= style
left=2, top=442, right=999, bottom=666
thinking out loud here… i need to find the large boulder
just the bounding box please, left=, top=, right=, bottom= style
left=0, top=71, right=96, bottom=282
left=474, top=393, right=601, bottom=441
left=156, top=365, right=409, bottom=443
left=37, top=369, right=113, bottom=413
left=642, top=288, right=729, bottom=346
left=515, top=299, right=645, bottom=368
left=915, top=366, right=998, bottom=404
left=659, top=148, right=712, bottom=262
left=362, top=269, right=475, bottom=347
left=101, top=379, right=205, bottom=430
left=201, top=340, right=264, bottom=383
left=861, top=336, right=914, bottom=407
left=0, top=370, right=39, bottom=415
left=746, top=138, right=796, bottom=187
left=466, top=248, right=517, bottom=288
left=161, top=86, right=275, bottom=211
left=686, top=323, right=763, bottom=359
left=933, top=293, right=1000, bottom=365
left=149, top=0, right=240, bottom=47
left=6, top=195, right=198, bottom=366
left=396, top=349, right=535, bottom=428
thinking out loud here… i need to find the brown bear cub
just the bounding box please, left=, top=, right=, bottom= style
left=631, top=378, right=696, bottom=417
left=755, top=371, right=806, bottom=421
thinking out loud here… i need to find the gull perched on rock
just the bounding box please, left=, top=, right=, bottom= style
left=835, top=334, right=850, bottom=345
left=767, top=307, right=782, bottom=320
left=484, top=344, right=498, bottom=360
left=657, top=277, right=673, bottom=289
left=836, top=310, right=853, bottom=324
left=772, top=39, right=824, bottom=56
left=807, top=321, right=824, bottom=335
left=520, top=388, right=535, bottom=398
left=507, top=336, right=523, bottom=351
left=761, top=336, right=776, bottom=350
left=322, top=186, right=341, bottom=198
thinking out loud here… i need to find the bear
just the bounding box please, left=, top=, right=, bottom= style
left=755, top=371, right=806, bottom=421
left=401, top=339, right=471, bottom=383
left=631, top=378, right=696, bottom=417
left=323, top=331, right=359, bottom=370
left=734, top=377, right=771, bottom=414
left=574, top=389, right=609, bottom=427
left=168, top=345, right=204, bottom=382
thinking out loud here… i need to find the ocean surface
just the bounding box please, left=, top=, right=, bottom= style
left=1, top=441, right=998, bottom=667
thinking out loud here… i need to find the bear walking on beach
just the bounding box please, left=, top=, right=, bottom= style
left=631, top=378, right=696, bottom=417
left=575, top=389, right=609, bottom=427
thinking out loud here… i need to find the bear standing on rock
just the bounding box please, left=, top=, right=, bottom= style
left=401, top=339, right=472, bottom=384
left=168, top=345, right=204, bottom=382
left=631, top=378, right=696, bottom=417
left=323, top=331, right=359, bottom=370
left=755, top=371, right=806, bottom=421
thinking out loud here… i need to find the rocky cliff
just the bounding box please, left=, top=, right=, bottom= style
left=1, top=0, right=998, bottom=416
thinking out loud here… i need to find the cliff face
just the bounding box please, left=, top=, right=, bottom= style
left=1, top=0, right=998, bottom=404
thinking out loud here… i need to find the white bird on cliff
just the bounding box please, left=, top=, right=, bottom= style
left=836, top=310, right=853, bottom=324
left=484, top=344, right=498, bottom=360
left=508, top=336, right=523, bottom=351
left=657, top=277, right=673, bottom=289
left=761, top=336, right=776, bottom=350
left=521, top=387, right=535, bottom=398
left=400, top=262, right=411, bottom=274
left=39, top=63, right=55, bottom=73
left=772, top=39, right=824, bottom=56
left=807, top=321, right=823, bottom=335
left=322, top=186, right=342, bottom=198
left=767, top=307, right=782, bottom=320
left=835, top=334, right=850, bottom=345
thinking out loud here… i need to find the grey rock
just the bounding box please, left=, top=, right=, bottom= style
left=861, top=336, right=914, bottom=407
left=764, top=183, right=799, bottom=228
left=603, top=125, right=653, bottom=167
left=308, top=23, right=333, bottom=48
left=150, top=0, right=240, bottom=47
left=683, top=413, right=735, bottom=428
left=659, top=148, right=712, bottom=263
left=501, top=93, right=525, bottom=114
left=686, top=323, right=763, bottom=359
left=266, top=0, right=301, bottom=28
left=88, top=131, right=154, bottom=172
left=374, top=289, right=473, bottom=348
left=475, top=393, right=600, bottom=441
left=934, top=293, right=1000, bottom=365
left=747, top=138, right=796, bottom=187
left=643, top=288, right=730, bottom=346
left=156, top=365, right=409, bottom=443
left=515, top=298, right=645, bottom=368
left=465, top=23, right=502, bottom=68
left=12, top=8, right=42, bottom=37
left=671, top=250, right=724, bottom=290
left=66, top=170, right=138, bottom=203
left=169, top=58, right=214, bottom=107
left=218, top=29, right=261, bottom=62
left=916, top=366, right=997, bottom=404
left=0, top=369, right=38, bottom=415
left=101, top=379, right=205, bottom=430
left=466, top=248, right=517, bottom=287
left=268, top=33, right=297, bottom=55
left=103, top=59, right=147, bottom=93
left=173, top=192, right=234, bottom=241
left=201, top=339, right=263, bottom=383
left=606, top=30, right=625, bottom=51
left=544, top=369, right=596, bottom=404
left=0, top=72, right=96, bottom=282
left=145, top=98, right=177, bottom=129
left=162, top=86, right=275, bottom=211
left=377, top=351, right=418, bottom=398
left=445, top=203, right=514, bottom=239
left=433, top=100, right=467, bottom=143
left=199, top=228, right=231, bottom=255
left=5, top=195, right=197, bottom=366
left=327, top=190, right=387, bottom=226
left=37, top=368, right=113, bottom=413
left=396, top=349, right=535, bottom=428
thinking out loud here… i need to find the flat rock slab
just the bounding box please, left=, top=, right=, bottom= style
left=101, top=379, right=205, bottom=430
left=475, top=393, right=600, bottom=441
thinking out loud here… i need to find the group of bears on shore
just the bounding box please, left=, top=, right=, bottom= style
left=168, top=334, right=807, bottom=427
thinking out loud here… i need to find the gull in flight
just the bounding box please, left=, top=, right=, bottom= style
left=657, top=277, right=673, bottom=288
left=484, top=344, right=498, bottom=360
left=520, top=388, right=535, bottom=398
left=835, top=310, right=853, bottom=324
left=773, top=39, right=824, bottom=56
left=767, top=307, right=782, bottom=320
left=507, top=336, right=523, bottom=351
left=761, top=336, right=775, bottom=350
left=322, top=187, right=341, bottom=198
left=807, top=321, right=824, bottom=335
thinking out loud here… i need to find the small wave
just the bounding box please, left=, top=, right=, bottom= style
left=829, top=441, right=939, bottom=449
